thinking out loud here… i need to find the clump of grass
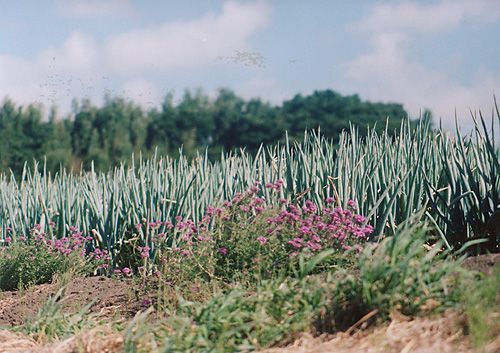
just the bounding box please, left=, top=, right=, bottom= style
left=356, top=220, right=469, bottom=320
left=17, top=286, right=98, bottom=344
left=143, top=275, right=331, bottom=352
left=462, top=265, right=500, bottom=350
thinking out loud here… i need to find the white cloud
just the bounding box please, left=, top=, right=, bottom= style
left=346, top=31, right=409, bottom=82
left=236, top=76, right=286, bottom=105
left=54, top=0, right=135, bottom=18
left=0, top=30, right=105, bottom=115
left=356, top=0, right=500, bottom=34
left=344, top=0, right=500, bottom=132
left=104, top=0, right=271, bottom=74
left=38, top=31, right=99, bottom=72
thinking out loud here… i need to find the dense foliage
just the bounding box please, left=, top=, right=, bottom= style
left=0, top=89, right=409, bottom=177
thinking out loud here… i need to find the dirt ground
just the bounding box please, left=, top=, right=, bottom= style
left=0, top=254, right=499, bottom=352
left=0, top=275, right=147, bottom=328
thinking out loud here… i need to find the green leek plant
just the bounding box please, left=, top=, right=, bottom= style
left=2, top=110, right=499, bottom=261
left=425, top=103, right=500, bottom=254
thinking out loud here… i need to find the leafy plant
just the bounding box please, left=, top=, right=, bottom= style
left=19, top=286, right=98, bottom=343
left=462, top=265, right=500, bottom=349
left=357, top=219, right=470, bottom=319
left=159, top=277, right=328, bottom=352
left=425, top=105, right=500, bottom=254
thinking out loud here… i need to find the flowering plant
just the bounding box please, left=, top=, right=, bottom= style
left=151, top=180, right=372, bottom=283
left=0, top=224, right=111, bottom=290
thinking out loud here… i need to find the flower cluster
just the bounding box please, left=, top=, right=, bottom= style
left=267, top=198, right=373, bottom=257
left=0, top=224, right=112, bottom=290
left=147, top=180, right=372, bottom=283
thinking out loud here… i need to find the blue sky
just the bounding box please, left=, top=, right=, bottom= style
left=1, top=0, right=500, bottom=132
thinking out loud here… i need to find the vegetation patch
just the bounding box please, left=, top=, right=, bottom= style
left=0, top=104, right=499, bottom=351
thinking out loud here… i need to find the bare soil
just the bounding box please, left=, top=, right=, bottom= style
left=0, top=254, right=498, bottom=352
left=0, top=276, right=148, bottom=328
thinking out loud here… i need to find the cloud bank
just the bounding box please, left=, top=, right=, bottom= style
left=1, top=1, right=271, bottom=115
left=345, top=0, right=500, bottom=130
left=104, top=1, right=271, bottom=74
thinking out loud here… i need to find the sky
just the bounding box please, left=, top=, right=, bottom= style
left=1, top=0, right=500, bottom=132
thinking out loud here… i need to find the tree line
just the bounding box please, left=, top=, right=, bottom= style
left=0, top=88, right=413, bottom=177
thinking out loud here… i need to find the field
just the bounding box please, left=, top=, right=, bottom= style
left=0, top=110, right=500, bottom=352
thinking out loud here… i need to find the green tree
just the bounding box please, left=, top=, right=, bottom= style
left=280, top=89, right=409, bottom=143
left=145, top=93, right=177, bottom=157
left=43, top=107, right=73, bottom=172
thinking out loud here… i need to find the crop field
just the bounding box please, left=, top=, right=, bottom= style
left=0, top=109, right=499, bottom=352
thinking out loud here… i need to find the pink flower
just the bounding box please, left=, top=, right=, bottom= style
left=299, top=226, right=312, bottom=234
left=5, top=237, right=12, bottom=243
left=257, top=236, right=267, bottom=245
left=218, top=247, right=227, bottom=255
left=250, top=185, right=260, bottom=192
left=254, top=197, right=265, bottom=205
left=122, top=267, right=131, bottom=274
left=114, top=269, right=122, bottom=274
left=306, top=241, right=322, bottom=250
left=288, top=238, right=303, bottom=248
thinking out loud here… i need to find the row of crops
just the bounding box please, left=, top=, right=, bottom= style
left=1, top=109, right=499, bottom=258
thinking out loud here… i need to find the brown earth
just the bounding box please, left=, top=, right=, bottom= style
left=0, top=275, right=149, bottom=328
left=0, top=254, right=498, bottom=352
